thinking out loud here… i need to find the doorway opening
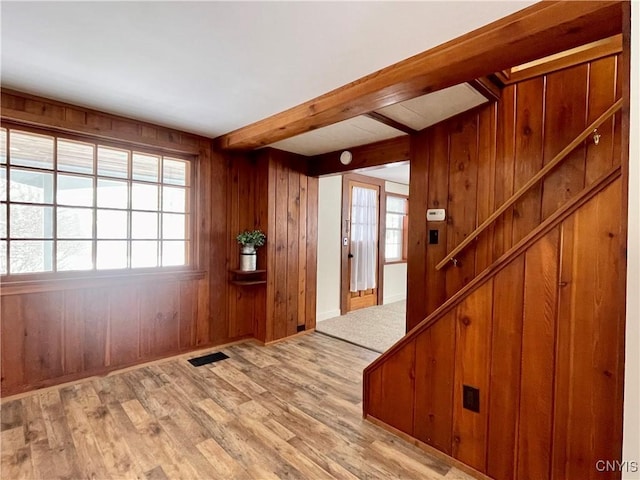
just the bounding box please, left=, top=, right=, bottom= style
left=315, top=162, right=409, bottom=353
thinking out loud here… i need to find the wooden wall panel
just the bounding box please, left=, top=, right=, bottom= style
left=273, top=156, right=289, bottom=341
left=511, top=77, right=545, bottom=244
left=365, top=176, right=626, bottom=478
left=474, top=106, right=497, bottom=272
left=445, top=116, right=479, bottom=299
left=585, top=56, right=620, bottom=182
left=486, top=256, right=525, bottom=480
left=451, top=282, right=493, bottom=472
left=1, top=277, right=209, bottom=396
left=377, top=341, right=416, bottom=435
left=0, top=295, right=27, bottom=390
left=492, top=84, right=517, bottom=261
left=413, top=311, right=455, bottom=454
left=541, top=65, right=589, bottom=219
left=64, top=288, right=109, bottom=372
left=208, top=149, right=230, bottom=346
left=408, top=53, right=622, bottom=324
left=286, top=169, right=300, bottom=337
left=304, top=176, right=319, bottom=332
left=407, top=132, right=430, bottom=330
left=516, top=227, right=560, bottom=479
left=22, top=292, right=65, bottom=385
left=367, top=51, right=626, bottom=480
left=140, top=282, right=181, bottom=357
left=297, top=175, right=308, bottom=328
left=551, top=179, right=623, bottom=480
left=109, top=285, right=140, bottom=366
left=256, top=149, right=318, bottom=344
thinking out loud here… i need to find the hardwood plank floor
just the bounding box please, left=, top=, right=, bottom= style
left=1, top=333, right=476, bottom=479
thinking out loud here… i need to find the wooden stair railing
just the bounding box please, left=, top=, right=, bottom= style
left=363, top=163, right=621, bottom=378
left=435, top=97, right=622, bottom=271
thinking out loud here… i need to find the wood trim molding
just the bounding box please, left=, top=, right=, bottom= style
left=468, top=77, right=502, bottom=102
left=364, top=415, right=493, bottom=480
left=1, top=89, right=207, bottom=155
left=214, top=1, right=623, bottom=150
left=309, top=136, right=410, bottom=177
left=500, top=34, right=623, bottom=85
left=0, top=270, right=207, bottom=296
left=363, top=112, right=418, bottom=135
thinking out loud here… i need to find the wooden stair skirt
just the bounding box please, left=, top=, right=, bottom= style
left=363, top=165, right=625, bottom=480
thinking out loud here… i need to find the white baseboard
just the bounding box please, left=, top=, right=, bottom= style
left=383, top=294, right=406, bottom=305
left=316, top=309, right=341, bottom=322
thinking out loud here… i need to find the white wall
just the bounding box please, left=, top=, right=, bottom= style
left=383, top=263, right=407, bottom=304
left=316, top=175, right=342, bottom=321
left=623, top=3, right=640, bottom=476
left=383, top=181, right=409, bottom=304
left=316, top=177, right=410, bottom=320
left=385, top=181, right=409, bottom=196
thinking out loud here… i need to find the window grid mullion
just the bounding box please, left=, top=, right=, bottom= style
left=52, top=137, right=58, bottom=272
left=158, top=157, right=164, bottom=267
left=92, top=143, right=98, bottom=271
left=5, top=129, right=11, bottom=274
left=127, top=151, right=132, bottom=269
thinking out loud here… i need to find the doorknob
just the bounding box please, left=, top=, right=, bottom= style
left=348, top=253, right=354, bottom=258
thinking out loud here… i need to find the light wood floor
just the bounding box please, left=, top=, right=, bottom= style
left=1, top=333, right=474, bottom=479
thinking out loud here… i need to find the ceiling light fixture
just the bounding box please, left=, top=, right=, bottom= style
left=340, top=150, right=352, bottom=165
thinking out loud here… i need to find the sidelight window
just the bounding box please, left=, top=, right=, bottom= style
left=385, top=194, right=408, bottom=262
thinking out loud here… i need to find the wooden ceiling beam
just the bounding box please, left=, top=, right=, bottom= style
left=468, top=77, right=502, bottom=102
left=214, top=1, right=622, bottom=151
left=363, top=112, right=418, bottom=135
left=308, top=136, right=410, bottom=177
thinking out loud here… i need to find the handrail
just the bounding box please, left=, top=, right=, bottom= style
left=435, top=97, right=622, bottom=271
left=365, top=164, right=621, bottom=375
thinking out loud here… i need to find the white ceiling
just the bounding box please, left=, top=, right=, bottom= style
left=356, top=162, right=410, bottom=186
left=1, top=1, right=537, bottom=140
left=376, top=83, right=488, bottom=131
left=269, top=115, right=406, bottom=156
left=268, top=82, right=488, bottom=156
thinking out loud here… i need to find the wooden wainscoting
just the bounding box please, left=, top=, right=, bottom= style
left=0, top=274, right=217, bottom=396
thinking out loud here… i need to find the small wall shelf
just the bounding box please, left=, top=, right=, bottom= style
left=229, top=269, right=267, bottom=286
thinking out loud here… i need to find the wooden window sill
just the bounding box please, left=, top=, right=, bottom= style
left=0, top=269, right=207, bottom=296
left=384, top=260, right=407, bottom=266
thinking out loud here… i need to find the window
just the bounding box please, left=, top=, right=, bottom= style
left=385, top=194, right=408, bottom=262
left=0, top=126, right=193, bottom=276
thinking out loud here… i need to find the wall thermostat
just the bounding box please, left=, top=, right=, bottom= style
left=427, top=209, right=446, bottom=222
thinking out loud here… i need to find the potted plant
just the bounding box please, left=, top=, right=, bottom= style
left=236, top=229, right=266, bottom=271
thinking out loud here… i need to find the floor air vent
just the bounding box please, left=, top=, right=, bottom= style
left=188, top=352, right=229, bottom=367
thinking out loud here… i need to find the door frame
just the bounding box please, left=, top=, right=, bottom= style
left=340, top=173, right=386, bottom=315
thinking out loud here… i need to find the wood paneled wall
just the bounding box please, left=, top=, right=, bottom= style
left=0, top=91, right=240, bottom=396
left=407, top=54, right=623, bottom=329
left=254, top=148, right=318, bottom=343
left=366, top=176, right=625, bottom=479
left=1, top=276, right=207, bottom=394
left=0, top=92, right=319, bottom=396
